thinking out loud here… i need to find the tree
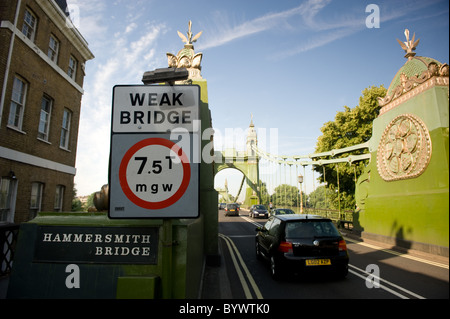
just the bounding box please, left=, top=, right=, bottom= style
left=271, top=184, right=307, bottom=208
left=86, top=192, right=96, bottom=210
left=314, top=85, right=387, bottom=210
left=71, top=185, right=83, bottom=211
left=259, top=181, right=270, bottom=206
left=308, top=186, right=335, bottom=209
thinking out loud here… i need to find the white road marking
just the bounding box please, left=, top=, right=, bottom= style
left=240, top=213, right=431, bottom=299
left=219, top=233, right=264, bottom=299
left=348, top=264, right=426, bottom=299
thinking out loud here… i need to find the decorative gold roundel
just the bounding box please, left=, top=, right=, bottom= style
left=377, top=114, right=432, bottom=181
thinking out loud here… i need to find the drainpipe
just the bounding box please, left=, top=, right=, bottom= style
left=0, top=0, right=22, bottom=127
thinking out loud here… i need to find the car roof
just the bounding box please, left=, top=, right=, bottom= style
left=274, top=214, right=330, bottom=221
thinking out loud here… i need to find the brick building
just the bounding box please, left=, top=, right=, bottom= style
left=0, top=0, right=94, bottom=224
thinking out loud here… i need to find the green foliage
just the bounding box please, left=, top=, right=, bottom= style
left=314, top=85, right=387, bottom=209
left=86, top=192, right=96, bottom=209
left=71, top=198, right=84, bottom=211
left=71, top=185, right=83, bottom=211
left=308, top=185, right=335, bottom=209
left=259, top=182, right=270, bottom=206
left=271, top=184, right=306, bottom=208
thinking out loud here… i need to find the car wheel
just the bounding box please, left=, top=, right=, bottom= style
left=270, top=256, right=281, bottom=280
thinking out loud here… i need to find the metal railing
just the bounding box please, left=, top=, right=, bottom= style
left=303, top=208, right=354, bottom=230
left=267, top=206, right=354, bottom=229
left=303, top=208, right=353, bottom=222
left=0, top=224, right=20, bottom=277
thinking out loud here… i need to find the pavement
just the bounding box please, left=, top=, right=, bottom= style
left=200, top=240, right=233, bottom=299
left=340, top=229, right=450, bottom=267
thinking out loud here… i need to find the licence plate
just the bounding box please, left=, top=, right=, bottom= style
left=305, top=259, right=331, bottom=266
left=230, top=209, right=235, bottom=211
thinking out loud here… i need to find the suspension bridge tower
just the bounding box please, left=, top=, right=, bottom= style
left=244, top=118, right=260, bottom=206
left=214, top=118, right=261, bottom=207
left=355, top=30, right=449, bottom=256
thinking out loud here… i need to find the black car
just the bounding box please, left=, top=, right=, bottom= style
left=255, top=214, right=349, bottom=280
left=271, top=208, right=295, bottom=215
left=224, top=203, right=240, bottom=216
left=218, top=203, right=226, bottom=210
left=249, top=204, right=269, bottom=218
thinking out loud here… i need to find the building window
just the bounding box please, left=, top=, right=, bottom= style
left=60, top=108, right=72, bottom=149
left=38, top=95, right=52, bottom=141
left=0, top=178, right=13, bottom=222
left=54, top=185, right=65, bottom=212
left=68, top=56, right=77, bottom=80
left=30, top=182, right=44, bottom=219
left=8, top=76, right=27, bottom=130
left=22, top=8, right=37, bottom=41
left=48, top=35, right=59, bottom=63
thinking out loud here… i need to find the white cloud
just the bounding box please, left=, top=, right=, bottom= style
left=125, top=22, right=138, bottom=34
left=198, top=0, right=443, bottom=58
left=66, top=0, right=107, bottom=43
left=198, top=0, right=332, bottom=50
left=272, top=27, right=360, bottom=60
left=74, top=22, right=166, bottom=195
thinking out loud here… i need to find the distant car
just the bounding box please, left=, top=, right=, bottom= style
left=249, top=204, right=268, bottom=218
left=218, top=203, right=226, bottom=210
left=271, top=208, right=295, bottom=215
left=224, top=203, right=240, bottom=216
left=255, top=214, right=349, bottom=280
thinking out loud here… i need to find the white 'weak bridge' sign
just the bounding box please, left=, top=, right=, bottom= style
left=108, top=85, right=200, bottom=219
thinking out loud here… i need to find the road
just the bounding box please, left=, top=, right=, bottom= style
left=217, top=209, right=449, bottom=299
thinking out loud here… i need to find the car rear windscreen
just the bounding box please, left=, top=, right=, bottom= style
left=285, top=220, right=340, bottom=238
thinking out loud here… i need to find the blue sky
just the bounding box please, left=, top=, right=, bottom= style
left=68, top=0, right=449, bottom=199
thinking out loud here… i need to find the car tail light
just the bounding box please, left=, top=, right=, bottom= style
left=278, top=241, right=293, bottom=253
left=338, top=239, right=347, bottom=251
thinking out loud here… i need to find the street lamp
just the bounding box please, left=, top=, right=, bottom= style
left=297, top=175, right=303, bottom=214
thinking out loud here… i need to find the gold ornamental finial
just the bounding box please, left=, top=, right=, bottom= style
left=167, top=21, right=203, bottom=81
left=397, top=29, right=420, bottom=60
left=177, top=20, right=203, bottom=46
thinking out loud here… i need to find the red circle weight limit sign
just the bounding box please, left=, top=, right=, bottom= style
left=119, top=138, right=191, bottom=210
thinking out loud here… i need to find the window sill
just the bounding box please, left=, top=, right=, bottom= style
left=59, top=146, right=71, bottom=153
left=37, top=137, right=52, bottom=145
left=6, top=125, right=27, bottom=135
